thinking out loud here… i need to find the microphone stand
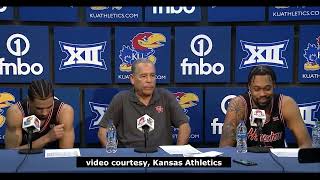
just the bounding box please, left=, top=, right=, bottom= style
left=144, top=128, right=148, bottom=150
left=248, top=119, right=269, bottom=153
left=18, top=128, right=43, bottom=154
left=256, top=123, right=263, bottom=147
left=134, top=125, right=158, bottom=153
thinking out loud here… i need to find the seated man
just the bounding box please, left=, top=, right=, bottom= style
left=98, top=58, right=191, bottom=148
left=219, top=65, right=311, bottom=148
left=5, top=79, right=74, bottom=149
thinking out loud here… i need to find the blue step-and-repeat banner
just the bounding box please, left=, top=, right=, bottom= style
left=0, top=6, right=319, bottom=146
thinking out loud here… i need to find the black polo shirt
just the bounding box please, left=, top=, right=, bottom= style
left=99, top=88, right=189, bottom=148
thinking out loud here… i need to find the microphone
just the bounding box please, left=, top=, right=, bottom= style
left=18, top=115, right=43, bottom=154
left=249, top=109, right=266, bottom=128
left=137, top=114, right=154, bottom=133
left=22, top=115, right=40, bottom=133
left=248, top=109, right=269, bottom=153
left=134, top=114, right=158, bottom=153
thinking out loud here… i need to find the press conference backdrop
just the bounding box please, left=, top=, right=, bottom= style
left=0, top=6, right=319, bottom=147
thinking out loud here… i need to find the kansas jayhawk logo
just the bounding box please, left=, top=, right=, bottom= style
left=90, top=6, right=108, bottom=10
left=119, top=32, right=166, bottom=72
left=0, top=93, right=15, bottom=128
left=173, top=92, right=199, bottom=114
left=90, top=6, right=122, bottom=10
left=303, top=36, right=320, bottom=71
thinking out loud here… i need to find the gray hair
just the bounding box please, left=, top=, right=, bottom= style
left=131, top=58, right=154, bottom=74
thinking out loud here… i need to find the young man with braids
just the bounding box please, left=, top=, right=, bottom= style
left=219, top=65, right=311, bottom=148
left=5, top=79, right=75, bottom=149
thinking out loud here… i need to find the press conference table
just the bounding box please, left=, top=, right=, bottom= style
left=0, top=148, right=146, bottom=173
left=0, top=148, right=319, bottom=173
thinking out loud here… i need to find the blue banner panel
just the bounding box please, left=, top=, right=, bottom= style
left=19, top=7, right=79, bottom=22
left=85, top=6, right=142, bottom=22
left=276, top=87, right=320, bottom=144
left=54, top=27, right=111, bottom=84
left=208, top=6, right=265, bottom=22
left=175, top=27, right=231, bottom=83
left=0, top=7, right=13, bottom=20
left=235, top=26, right=294, bottom=83
left=205, top=87, right=246, bottom=144
left=0, top=26, right=49, bottom=83
left=22, top=88, right=81, bottom=144
left=168, top=87, right=203, bottom=143
left=84, top=88, right=121, bottom=144
left=115, top=27, right=171, bottom=84
left=298, top=25, right=320, bottom=83
left=0, top=88, right=20, bottom=144
left=269, top=6, right=320, bottom=21
left=145, top=6, right=201, bottom=22
left=55, top=88, right=80, bottom=144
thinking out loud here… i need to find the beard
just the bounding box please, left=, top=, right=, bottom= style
left=256, top=103, right=268, bottom=109
left=254, top=96, right=272, bottom=109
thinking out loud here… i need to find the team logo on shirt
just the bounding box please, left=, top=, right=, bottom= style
left=0, top=92, right=15, bottom=128
left=272, top=116, right=280, bottom=121
left=119, top=32, right=166, bottom=72
left=89, top=102, right=108, bottom=130
left=155, top=106, right=163, bottom=113
left=303, top=36, right=320, bottom=71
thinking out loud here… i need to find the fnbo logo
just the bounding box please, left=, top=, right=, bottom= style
left=153, top=7, right=195, bottom=14
left=180, top=34, right=224, bottom=76
left=0, top=34, right=43, bottom=76
left=211, top=95, right=236, bottom=135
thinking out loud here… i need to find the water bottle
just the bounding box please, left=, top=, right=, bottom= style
left=312, top=121, right=320, bottom=148
left=106, top=120, right=118, bottom=153
left=236, top=120, right=247, bottom=153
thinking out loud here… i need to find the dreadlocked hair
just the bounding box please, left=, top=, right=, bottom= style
left=28, top=79, right=54, bottom=101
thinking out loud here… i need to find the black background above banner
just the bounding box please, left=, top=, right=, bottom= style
left=1, top=0, right=320, bottom=6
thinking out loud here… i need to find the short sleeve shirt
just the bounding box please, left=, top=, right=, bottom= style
left=99, top=88, right=189, bottom=148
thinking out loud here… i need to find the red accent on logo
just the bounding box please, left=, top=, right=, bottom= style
left=138, top=117, right=145, bottom=126
left=155, top=106, right=163, bottom=113
left=34, top=119, right=40, bottom=128
left=254, top=110, right=263, bottom=117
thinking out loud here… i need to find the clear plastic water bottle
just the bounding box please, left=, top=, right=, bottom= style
left=236, top=120, right=247, bottom=153
left=312, top=121, right=320, bottom=148
left=106, top=120, right=117, bottom=153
